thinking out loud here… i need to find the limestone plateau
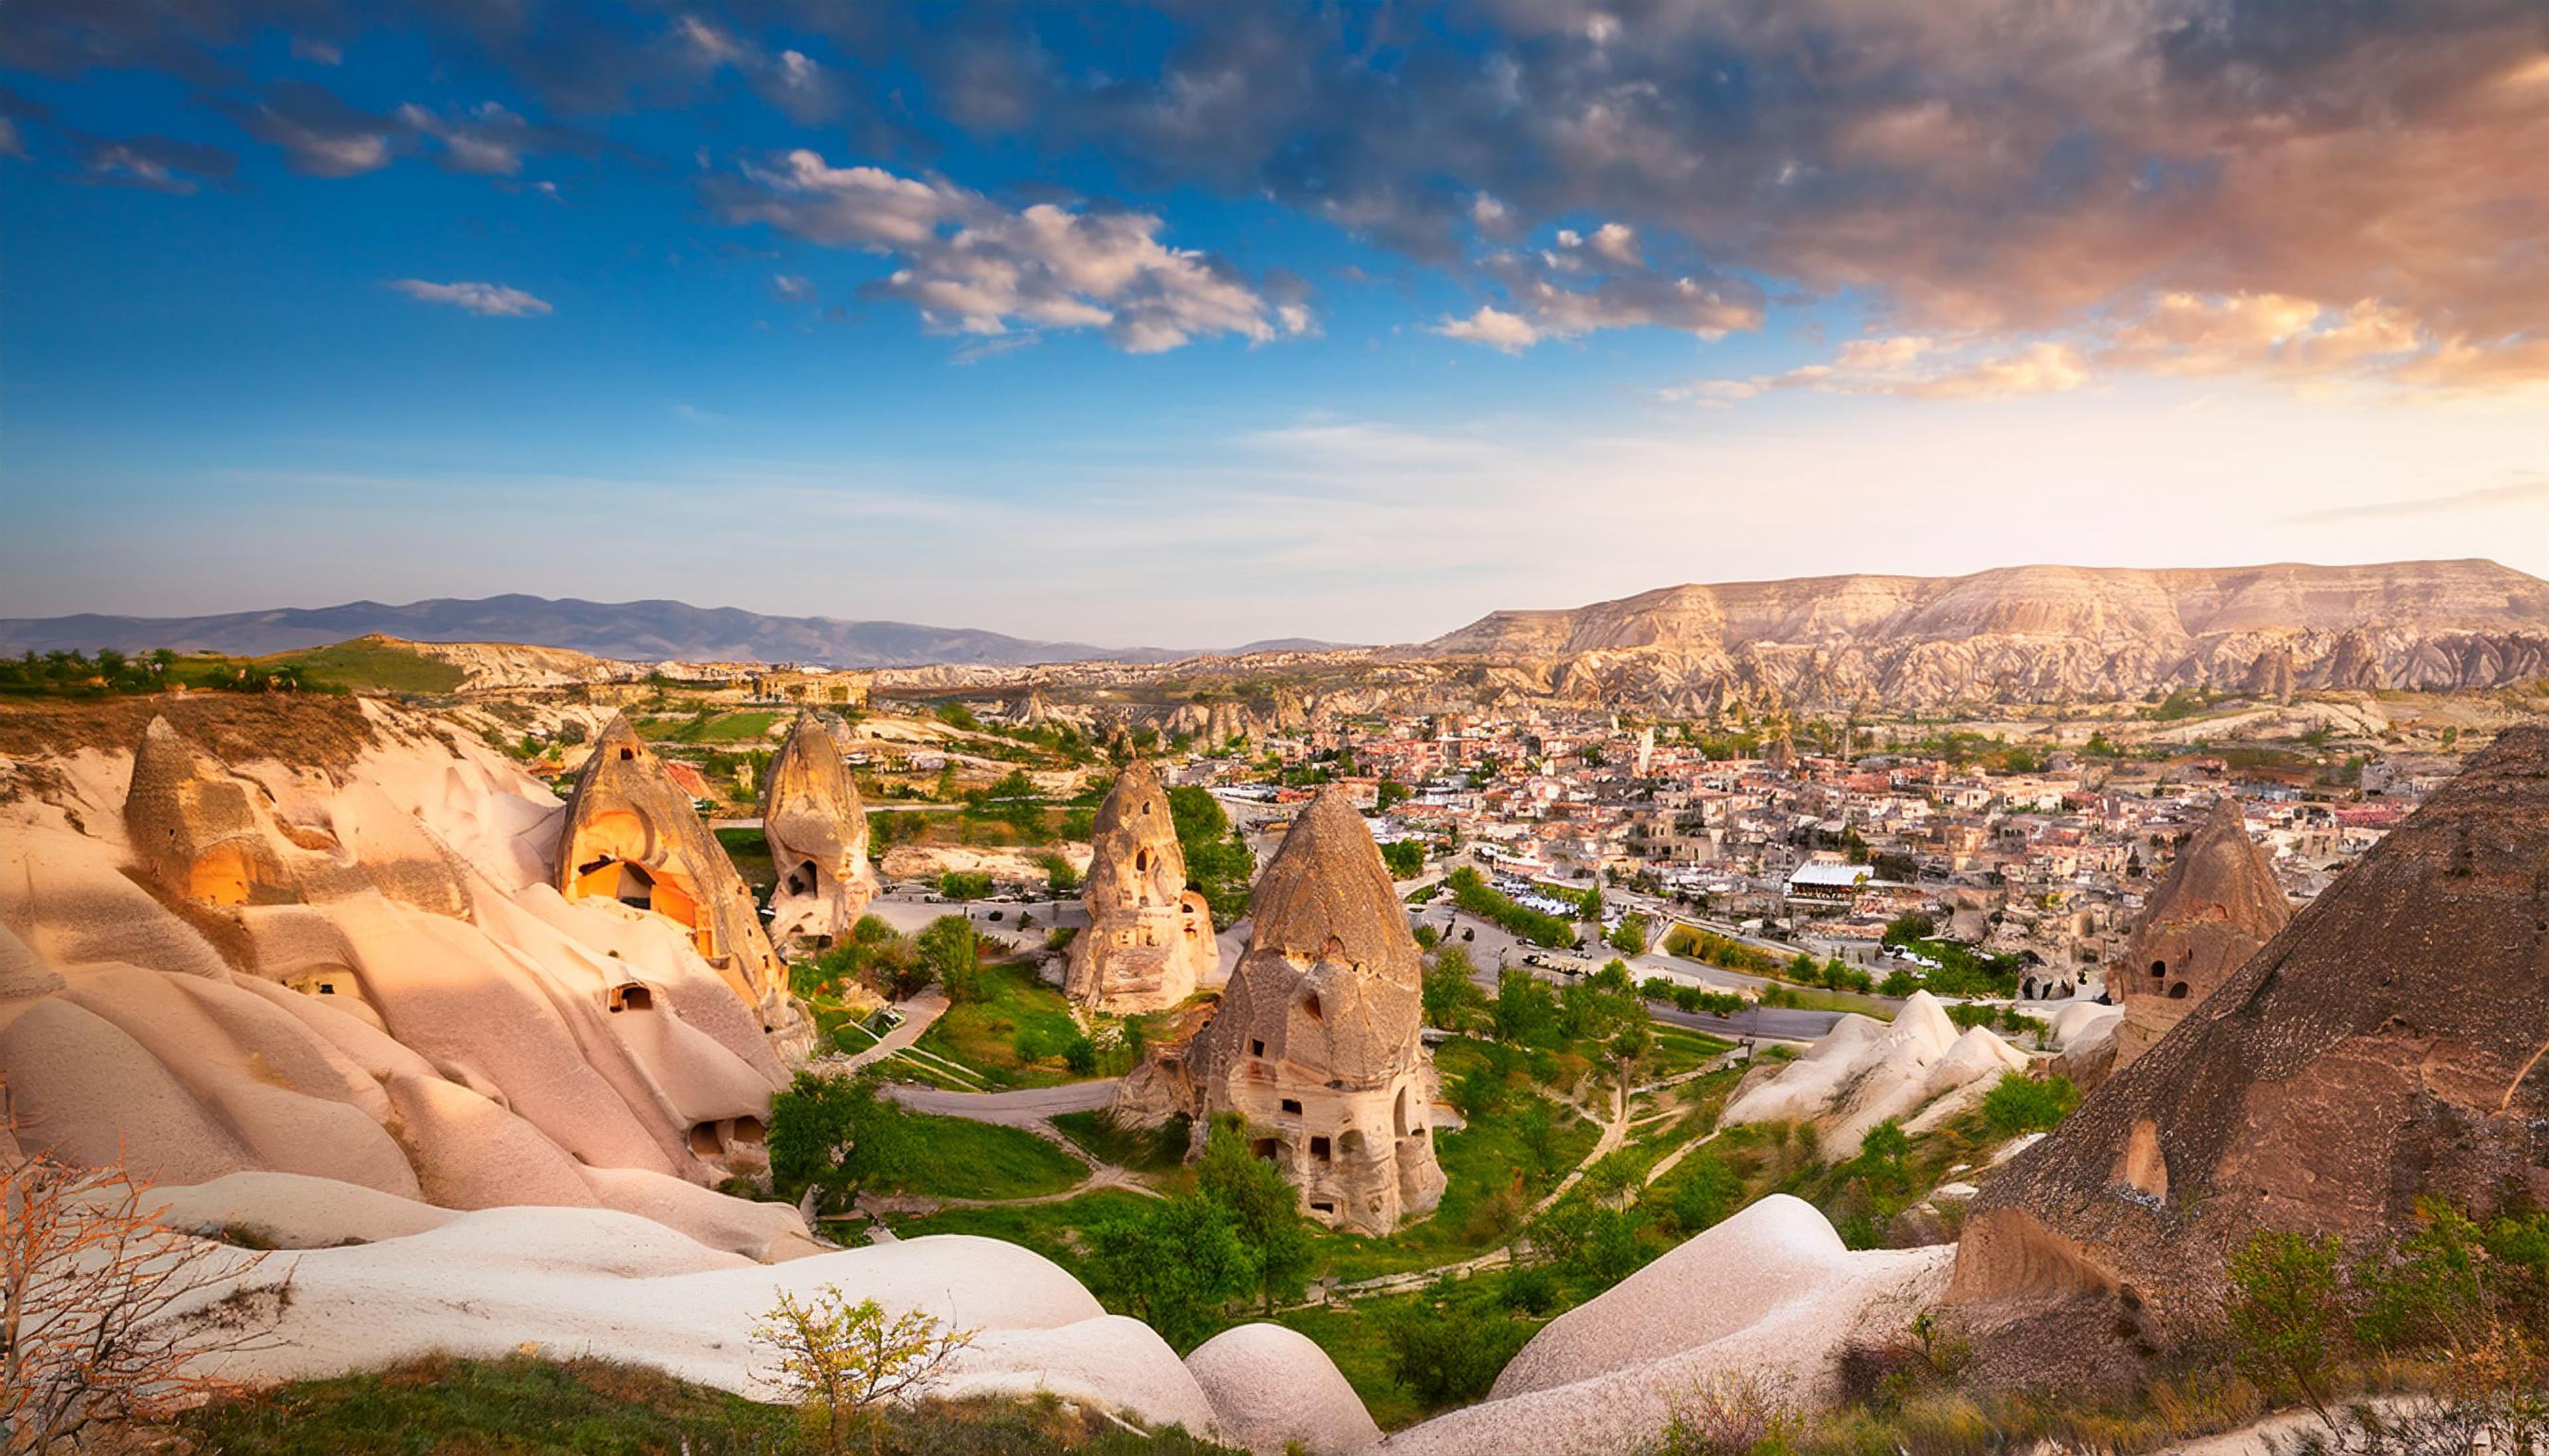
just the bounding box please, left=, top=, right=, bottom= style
left=1403, top=559, right=2549, bottom=711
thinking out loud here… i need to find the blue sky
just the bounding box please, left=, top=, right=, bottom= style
left=3, top=2, right=2544, bottom=647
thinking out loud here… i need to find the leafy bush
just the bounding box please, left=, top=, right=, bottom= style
left=1381, top=1279, right=1533, bottom=1410
left=937, top=871, right=994, bottom=901
left=1978, top=1073, right=2080, bottom=1136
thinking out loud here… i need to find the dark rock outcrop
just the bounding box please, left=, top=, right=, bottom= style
left=2108, top=798, right=2293, bottom=1072
left=1950, top=723, right=2549, bottom=1356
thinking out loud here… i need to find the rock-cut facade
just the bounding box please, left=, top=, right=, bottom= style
left=1064, top=759, right=1215, bottom=1013
left=758, top=712, right=880, bottom=946
left=1119, top=785, right=1445, bottom=1236
left=556, top=715, right=810, bottom=1060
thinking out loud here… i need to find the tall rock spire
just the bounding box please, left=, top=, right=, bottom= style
left=759, top=711, right=879, bottom=946
left=1064, top=759, right=1216, bottom=1013
left=1176, top=784, right=1446, bottom=1235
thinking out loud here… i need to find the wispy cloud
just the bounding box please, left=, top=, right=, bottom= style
left=2285, top=477, right=2549, bottom=524
left=388, top=279, right=552, bottom=317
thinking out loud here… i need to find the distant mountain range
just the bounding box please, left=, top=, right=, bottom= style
left=7, top=561, right=2544, bottom=706
left=0, top=595, right=1355, bottom=668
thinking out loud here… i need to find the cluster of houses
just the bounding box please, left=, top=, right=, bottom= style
left=1164, top=707, right=2451, bottom=985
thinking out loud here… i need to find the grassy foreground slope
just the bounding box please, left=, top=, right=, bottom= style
left=180, top=1353, right=1243, bottom=1455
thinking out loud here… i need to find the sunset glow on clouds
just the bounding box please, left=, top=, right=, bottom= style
left=1, top=1, right=2542, bottom=640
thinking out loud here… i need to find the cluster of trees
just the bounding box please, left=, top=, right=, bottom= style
left=1167, top=786, right=1255, bottom=922
left=1788, top=952, right=1875, bottom=994
left=961, top=770, right=1053, bottom=844
left=794, top=913, right=982, bottom=1009
left=1638, top=977, right=1749, bottom=1019
left=0, top=647, right=316, bottom=697
left=1081, top=1118, right=1316, bottom=1349
left=1444, top=867, right=1577, bottom=948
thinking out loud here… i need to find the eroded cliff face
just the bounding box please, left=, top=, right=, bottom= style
left=1409, top=560, right=2549, bottom=710
left=0, top=695, right=818, bottom=1257
left=1948, top=722, right=2549, bottom=1359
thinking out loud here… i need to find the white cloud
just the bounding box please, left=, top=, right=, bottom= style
left=1432, top=305, right=1540, bottom=353
left=771, top=273, right=817, bottom=301
left=395, top=102, right=536, bottom=177
left=388, top=279, right=553, bottom=317
left=712, top=151, right=1309, bottom=353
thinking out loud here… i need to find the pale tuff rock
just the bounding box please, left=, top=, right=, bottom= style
left=557, top=714, right=811, bottom=1062
left=126, top=715, right=293, bottom=908
left=1950, top=724, right=2549, bottom=1353
left=2108, top=798, right=2291, bottom=1073
left=759, top=711, right=880, bottom=945
left=0, top=696, right=803, bottom=1259
left=1720, top=992, right=2028, bottom=1161
left=1122, top=786, right=1446, bottom=1236
left=1187, top=1323, right=1381, bottom=1456
left=1380, top=1197, right=1950, bottom=1455
left=1064, top=759, right=1215, bottom=1013
left=192, top=1222, right=1223, bottom=1435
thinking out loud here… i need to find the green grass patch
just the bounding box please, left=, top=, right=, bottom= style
left=266, top=640, right=468, bottom=695
left=178, top=1351, right=1243, bottom=1455
left=868, top=1111, right=1085, bottom=1201
left=885, top=1187, right=1159, bottom=1276
left=1051, top=1110, right=1192, bottom=1176
left=910, top=962, right=1091, bottom=1090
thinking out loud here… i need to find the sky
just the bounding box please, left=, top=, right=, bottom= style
left=2, top=1, right=2544, bottom=648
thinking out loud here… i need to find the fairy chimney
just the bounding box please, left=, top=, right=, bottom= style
left=1174, top=785, right=1446, bottom=1235
left=759, top=713, right=880, bottom=946
left=558, top=716, right=800, bottom=1049
left=1951, top=724, right=2549, bottom=1360
left=2109, top=797, right=2291, bottom=1071
left=125, top=716, right=291, bottom=907
left=1065, top=759, right=1215, bottom=1013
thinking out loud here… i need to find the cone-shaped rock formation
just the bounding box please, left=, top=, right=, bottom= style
left=758, top=713, right=879, bottom=945
left=1124, top=785, right=1445, bottom=1236
left=557, top=716, right=801, bottom=1053
left=2108, top=797, right=2291, bottom=1072
left=1950, top=723, right=2549, bottom=1360
left=1064, top=759, right=1215, bottom=1013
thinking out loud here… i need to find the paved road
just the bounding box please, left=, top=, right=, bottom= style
left=886, top=1078, right=1121, bottom=1126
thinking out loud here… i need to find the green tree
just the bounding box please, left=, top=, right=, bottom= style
left=1382, top=1280, right=1531, bottom=1410
left=1196, top=1119, right=1315, bottom=1313
left=1669, top=1154, right=1744, bottom=1236
left=1083, top=1194, right=1255, bottom=1351
left=1979, top=1073, right=2081, bottom=1137
left=915, top=915, right=980, bottom=1001
left=1608, top=912, right=1650, bottom=956
left=1169, top=786, right=1257, bottom=922
left=2226, top=1230, right=2349, bottom=1427
left=1377, top=778, right=1412, bottom=811
left=1380, top=838, right=1426, bottom=879
left=767, top=1070, right=909, bottom=1213
left=1493, top=967, right=1560, bottom=1047
left=1423, top=944, right=1488, bottom=1031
